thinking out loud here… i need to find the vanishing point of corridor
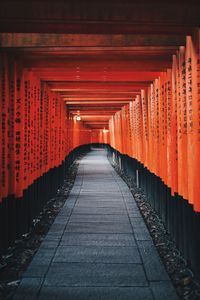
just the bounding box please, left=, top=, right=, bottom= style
left=14, top=149, right=177, bottom=300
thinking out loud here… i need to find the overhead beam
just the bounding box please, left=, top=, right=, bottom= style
left=0, top=21, right=194, bottom=35
left=0, top=33, right=185, bottom=47
left=35, top=72, right=161, bottom=81
left=68, top=106, right=123, bottom=111
left=49, top=81, right=152, bottom=90
left=83, top=121, right=109, bottom=123
left=70, top=111, right=116, bottom=115
left=24, top=60, right=170, bottom=71
left=26, top=60, right=171, bottom=70
left=60, top=91, right=140, bottom=95
left=4, top=46, right=179, bottom=58
left=65, top=101, right=130, bottom=104
left=0, top=1, right=199, bottom=34
left=64, top=97, right=132, bottom=101
left=60, top=93, right=139, bottom=99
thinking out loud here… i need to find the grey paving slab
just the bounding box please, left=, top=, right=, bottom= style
left=47, top=223, right=66, bottom=234
left=42, top=234, right=62, bottom=245
left=138, top=240, right=170, bottom=281
left=126, top=199, right=139, bottom=208
left=127, top=211, right=143, bottom=218
left=42, top=234, right=62, bottom=241
left=65, top=222, right=133, bottom=233
left=130, top=217, right=148, bottom=227
left=76, top=200, right=124, bottom=204
left=44, top=262, right=148, bottom=287
left=126, top=207, right=141, bottom=214
left=81, top=187, right=120, bottom=191
left=38, top=240, right=59, bottom=250
left=80, top=191, right=122, bottom=196
left=29, top=248, right=56, bottom=265
left=131, top=222, right=153, bottom=241
left=80, top=188, right=120, bottom=192
left=64, top=193, right=79, bottom=200
left=13, top=149, right=177, bottom=300
left=69, top=214, right=130, bottom=223
left=75, top=201, right=126, bottom=208
left=76, top=195, right=123, bottom=200
left=43, top=232, right=63, bottom=239
left=76, top=198, right=124, bottom=205
left=55, top=207, right=72, bottom=216
left=150, top=281, right=179, bottom=300
left=13, top=278, right=43, bottom=300
left=53, top=245, right=141, bottom=263
left=69, top=190, right=82, bottom=195
left=60, top=233, right=137, bottom=247
left=78, top=197, right=124, bottom=201
left=23, top=262, right=50, bottom=278
left=52, top=217, right=70, bottom=225
left=72, top=207, right=128, bottom=214
left=38, top=287, right=154, bottom=300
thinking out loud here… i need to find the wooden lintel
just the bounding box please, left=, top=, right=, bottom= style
left=0, top=33, right=185, bottom=48
left=0, top=2, right=199, bottom=34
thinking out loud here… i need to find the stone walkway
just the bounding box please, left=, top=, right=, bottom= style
left=13, top=149, right=178, bottom=300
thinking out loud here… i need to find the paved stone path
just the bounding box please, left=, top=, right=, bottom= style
left=13, top=149, right=178, bottom=300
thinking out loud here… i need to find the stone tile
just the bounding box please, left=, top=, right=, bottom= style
left=13, top=278, right=43, bottom=300
left=65, top=222, right=133, bottom=233
left=44, top=262, right=148, bottom=287
left=53, top=245, right=141, bottom=263
left=52, top=217, right=69, bottom=225
left=127, top=211, right=143, bottom=218
left=76, top=196, right=123, bottom=201
left=60, top=233, right=136, bottom=247
left=35, top=247, right=56, bottom=257
left=30, top=248, right=56, bottom=265
left=44, top=232, right=63, bottom=239
left=130, top=217, right=148, bottom=227
left=138, top=241, right=170, bottom=281
left=38, top=287, right=153, bottom=300
left=43, top=234, right=62, bottom=242
left=56, top=207, right=73, bottom=216
left=63, top=194, right=78, bottom=201
left=80, top=191, right=122, bottom=197
left=38, top=240, right=59, bottom=250
left=64, top=202, right=76, bottom=209
left=126, top=209, right=140, bottom=216
left=47, top=223, right=66, bottom=234
left=124, top=201, right=139, bottom=208
left=75, top=201, right=125, bottom=208
left=69, top=214, right=130, bottom=223
left=81, top=189, right=121, bottom=193
left=23, top=263, right=50, bottom=278
left=72, top=207, right=127, bottom=215
left=63, top=202, right=77, bottom=209
left=69, top=190, right=81, bottom=196
left=131, top=222, right=152, bottom=241
left=150, top=281, right=179, bottom=300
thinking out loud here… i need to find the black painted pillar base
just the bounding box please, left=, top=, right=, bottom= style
left=106, top=144, right=200, bottom=280
left=0, top=144, right=90, bottom=255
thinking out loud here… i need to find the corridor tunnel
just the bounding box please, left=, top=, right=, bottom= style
left=0, top=1, right=200, bottom=299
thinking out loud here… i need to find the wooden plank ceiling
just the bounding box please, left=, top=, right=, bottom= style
left=0, top=0, right=199, bottom=130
